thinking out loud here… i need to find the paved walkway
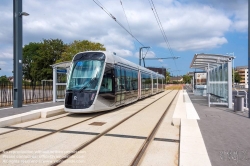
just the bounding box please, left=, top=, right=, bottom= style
left=187, top=91, right=250, bottom=166
left=0, top=102, right=63, bottom=118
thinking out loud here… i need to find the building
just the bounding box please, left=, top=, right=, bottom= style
left=235, top=66, right=248, bottom=88
left=169, top=76, right=183, bottom=83
left=146, top=67, right=166, bottom=77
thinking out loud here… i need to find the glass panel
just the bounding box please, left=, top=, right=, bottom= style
left=115, top=65, right=122, bottom=92
left=132, top=70, right=138, bottom=90
left=120, top=67, right=126, bottom=103
left=208, top=62, right=229, bottom=102
left=67, top=60, right=104, bottom=90
left=125, top=68, right=132, bottom=91
left=100, top=68, right=113, bottom=93
left=120, top=67, right=126, bottom=91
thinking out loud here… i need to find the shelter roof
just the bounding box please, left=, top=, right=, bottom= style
left=51, top=61, right=71, bottom=68
left=190, top=53, right=235, bottom=70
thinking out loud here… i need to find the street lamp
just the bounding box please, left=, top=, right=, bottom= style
left=13, top=0, right=29, bottom=108
left=19, top=12, right=29, bottom=16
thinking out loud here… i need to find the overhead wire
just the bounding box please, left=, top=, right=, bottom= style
left=93, top=0, right=144, bottom=46
left=148, top=0, right=174, bottom=57
left=120, top=0, right=132, bottom=34
left=148, top=0, right=179, bottom=72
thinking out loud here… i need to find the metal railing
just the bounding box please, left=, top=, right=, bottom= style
left=0, top=82, right=53, bottom=107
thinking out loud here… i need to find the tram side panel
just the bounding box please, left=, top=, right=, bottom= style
left=97, top=64, right=139, bottom=110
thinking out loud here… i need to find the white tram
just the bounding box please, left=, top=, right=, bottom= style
left=64, top=51, right=165, bottom=113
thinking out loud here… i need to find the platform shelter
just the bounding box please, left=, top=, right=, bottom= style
left=190, top=53, right=235, bottom=109
left=51, top=61, right=71, bottom=102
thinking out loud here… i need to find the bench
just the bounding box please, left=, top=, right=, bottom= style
left=208, top=93, right=228, bottom=107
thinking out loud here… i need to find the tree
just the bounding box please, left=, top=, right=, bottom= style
left=23, top=42, right=42, bottom=83
left=165, top=70, right=170, bottom=83
left=23, top=39, right=66, bottom=82
left=183, top=75, right=192, bottom=84
left=57, top=40, right=106, bottom=62
left=34, top=39, right=66, bottom=81
left=0, top=75, right=10, bottom=84
left=234, top=71, right=241, bottom=83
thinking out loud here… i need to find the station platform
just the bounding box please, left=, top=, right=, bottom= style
left=0, top=102, right=63, bottom=118
left=186, top=90, right=250, bottom=166
left=0, top=89, right=249, bottom=165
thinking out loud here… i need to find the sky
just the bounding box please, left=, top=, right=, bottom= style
left=0, top=0, right=248, bottom=77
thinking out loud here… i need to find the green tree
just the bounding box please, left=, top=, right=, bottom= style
left=165, top=70, right=170, bottom=83
left=0, top=75, right=10, bottom=83
left=183, top=75, right=192, bottom=84
left=34, top=39, right=66, bottom=81
left=23, top=39, right=66, bottom=82
left=57, top=40, right=106, bottom=62
left=234, top=71, right=241, bottom=83
left=23, top=42, right=42, bottom=83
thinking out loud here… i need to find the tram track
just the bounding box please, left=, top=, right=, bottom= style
left=0, top=112, right=106, bottom=154
left=130, top=90, right=179, bottom=166
left=0, top=113, right=70, bottom=135
left=50, top=90, right=177, bottom=166
left=0, top=91, right=172, bottom=157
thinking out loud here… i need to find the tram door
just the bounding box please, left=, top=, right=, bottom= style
left=115, top=65, right=125, bottom=106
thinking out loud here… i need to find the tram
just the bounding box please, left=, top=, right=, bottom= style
left=64, top=51, right=165, bottom=113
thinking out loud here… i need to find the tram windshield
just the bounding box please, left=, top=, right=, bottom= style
left=66, top=60, right=104, bottom=91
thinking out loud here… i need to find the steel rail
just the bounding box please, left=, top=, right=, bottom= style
left=0, top=112, right=70, bottom=135
left=50, top=90, right=174, bottom=166
left=0, top=91, right=168, bottom=155
left=130, top=90, right=179, bottom=166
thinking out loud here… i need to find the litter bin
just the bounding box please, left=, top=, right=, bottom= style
left=234, top=95, right=244, bottom=111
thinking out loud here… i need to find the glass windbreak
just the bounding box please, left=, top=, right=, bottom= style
left=208, top=63, right=228, bottom=102
left=66, top=60, right=104, bottom=90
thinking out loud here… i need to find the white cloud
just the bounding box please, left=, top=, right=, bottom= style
left=134, top=51, right=156, bottom=59
left=0, top=46, right=13, bottom=59
left=1, top=0, right=244, bottom=51
left=0, top=61, right=7, bottom=65
left=0, top=0, right=247, bottom=76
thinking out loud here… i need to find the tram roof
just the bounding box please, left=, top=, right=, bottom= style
left=190, top=53, right=235, bottom=70
left=51, top=51, right=165, bottom=78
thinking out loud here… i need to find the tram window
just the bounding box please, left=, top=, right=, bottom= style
left=132, top=70, right=138, bottom=90
left=100, top=69, right=113, bottom=93
left=153, top=75, right=157, bottom=88
left=120, top=67, right=126, bottom=90
left=115, top=66, right=121, bottom=91
left=126, top=68, right=132, bottom=91
left=141, top=73, right=145, bottom=89
left=144, top=73, right=151, bottom=89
